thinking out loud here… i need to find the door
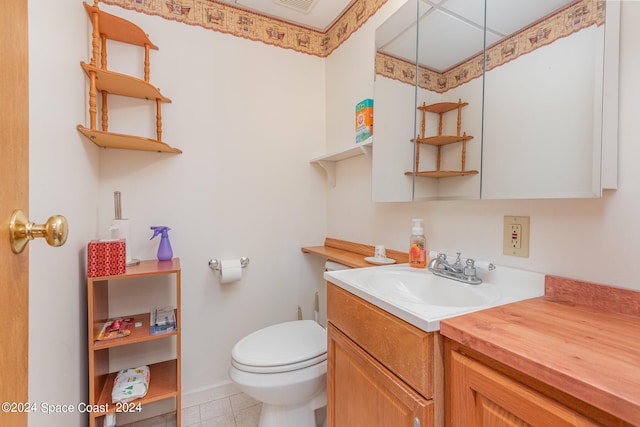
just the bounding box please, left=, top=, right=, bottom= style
left=0, top=1, right=29, bottom=426
left=327, top=324, right=433, bottom=427
left=447, top=351, right=600, bottom=427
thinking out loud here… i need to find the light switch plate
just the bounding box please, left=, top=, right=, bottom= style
left=503, top=216, right=530, bottom=257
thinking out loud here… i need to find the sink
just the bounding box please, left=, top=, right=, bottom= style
left=356, top=268, right=501, bottom=307
left=325, top=263, right=544, bottom=332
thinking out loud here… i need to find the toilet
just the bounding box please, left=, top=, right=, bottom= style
left=229, top=320, right=327, bottom=427
left=228, top=260, right=350, bottom=427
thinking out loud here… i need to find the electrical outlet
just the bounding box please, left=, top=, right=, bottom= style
left=503, top=216, right=529, bottom=257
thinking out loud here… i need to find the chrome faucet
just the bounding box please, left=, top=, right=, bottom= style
left=428, top=252, right=495, bottom=285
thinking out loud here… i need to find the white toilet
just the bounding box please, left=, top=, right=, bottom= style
left=229, top=319, right=328, bottom=427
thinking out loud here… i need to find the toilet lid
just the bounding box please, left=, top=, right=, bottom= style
left=232, top=320, right=327, bottom=372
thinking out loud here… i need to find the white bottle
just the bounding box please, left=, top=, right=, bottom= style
left=409, top=218, right=427, bottom=268
left=104, top=413, right=116, bottom=427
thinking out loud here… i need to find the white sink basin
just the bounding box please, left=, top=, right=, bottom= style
left=325, top=263, right=544, bottom=332
left=354, top=268, right=501, bottom=307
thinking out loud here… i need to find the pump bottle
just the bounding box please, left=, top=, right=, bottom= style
left=150, top=226, right=173, bottom=261
left=409, top=218, right=427, bottom=268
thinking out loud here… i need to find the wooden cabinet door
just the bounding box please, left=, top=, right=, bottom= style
left=328, top=324, right=433, bottom=427
left=447, top=351, right=600, bottom=427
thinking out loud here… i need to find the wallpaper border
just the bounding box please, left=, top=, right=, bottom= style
left=375, top=0, right=605, bottom=94
left=99, top=0, right=387, bottom=57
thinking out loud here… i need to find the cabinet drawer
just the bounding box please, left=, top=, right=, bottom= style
left=327, top=282, right=435, bottom=398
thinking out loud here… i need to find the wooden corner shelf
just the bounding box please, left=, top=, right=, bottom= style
left=83, top=2, right=158, bottom=49
left=78, top=1, right=181, bottom=154
left=80, top=63, right=171, bottom=102
left=77, top=126, right=182, bottom=153
left=405, top=170, right=479, bottom=178
left=409, top=99, right=477, bottom=179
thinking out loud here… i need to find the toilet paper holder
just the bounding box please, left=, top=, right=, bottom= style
left=208, top=257, right=250, bottom=271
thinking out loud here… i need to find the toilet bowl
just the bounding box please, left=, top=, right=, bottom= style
left=229, top=320, right=328, bottom=427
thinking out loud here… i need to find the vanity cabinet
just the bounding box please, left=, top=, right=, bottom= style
left=78, top=1, right=181, bottom=153
left=445, top=340, right=632, bottom=427
left=87, top=259, right=181, bottom=427
left=327, top=282, right=443, bottom=427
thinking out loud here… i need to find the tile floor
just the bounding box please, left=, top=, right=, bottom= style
left=120, top=393, right=261, bottom=427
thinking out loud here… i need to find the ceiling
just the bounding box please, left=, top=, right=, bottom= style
left=376, top=0, right=576, bottom=73
left=214, top=0, right=355, bottom=31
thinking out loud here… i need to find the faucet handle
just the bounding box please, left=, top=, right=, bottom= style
left=475, top=260, right=496, bottom=271
left=463, top=259, right=477, bottom=277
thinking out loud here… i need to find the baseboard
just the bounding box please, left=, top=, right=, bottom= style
left=182, top=380, right=240, bottom=408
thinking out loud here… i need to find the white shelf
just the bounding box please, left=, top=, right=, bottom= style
left=310, top=139, right=373, bottom=186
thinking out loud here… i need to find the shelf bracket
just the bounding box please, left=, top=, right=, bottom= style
left=310, top=140, right=373, bottom=187
left=316, top=160, right=337, bottom=187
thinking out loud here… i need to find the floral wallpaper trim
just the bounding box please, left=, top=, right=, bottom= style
left=376, top=0, right=605, bottom=94
left=100, top=0, right=387, bottom=57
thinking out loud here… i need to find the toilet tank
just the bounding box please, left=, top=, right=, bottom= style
left=325, top=260, right=351, bottom=272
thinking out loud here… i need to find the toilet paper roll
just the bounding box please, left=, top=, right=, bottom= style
left=110, top=219, right=131, bottom=264
left=219, top=259, right=243, bottom=284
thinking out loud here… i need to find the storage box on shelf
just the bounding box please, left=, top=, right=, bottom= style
left=77, top=1, right=181, bottom=153
left=87, top=258, right=181, bottom=427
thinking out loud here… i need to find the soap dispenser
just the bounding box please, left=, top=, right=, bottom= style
left=150, top=226, right=173, bottom=261
left=409, top=218, right=427, bottom=268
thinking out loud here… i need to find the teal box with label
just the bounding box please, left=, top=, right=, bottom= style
left=355, top=99, right=373, bottom=143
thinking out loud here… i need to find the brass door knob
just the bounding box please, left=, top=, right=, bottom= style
left=9, top=209, right=68, bottom=254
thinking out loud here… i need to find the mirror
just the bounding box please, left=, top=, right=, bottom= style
left=372, top=0, right=485, bottom=201
left=372, top=0, right=619, bottom=201
left=482, top=0, right=617, bottom=199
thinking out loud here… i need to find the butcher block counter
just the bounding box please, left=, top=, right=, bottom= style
left=440, top=276, right=640, bottom=426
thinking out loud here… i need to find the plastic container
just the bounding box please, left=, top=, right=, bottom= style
left=409, top=218, right=427, bottom=268
left=150, top=226, right=173, bottom=261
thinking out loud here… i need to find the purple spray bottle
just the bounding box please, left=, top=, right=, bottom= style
left=150, top=226, right=173, bottom=261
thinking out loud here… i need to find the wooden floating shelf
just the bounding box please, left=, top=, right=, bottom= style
left=80, top=63, right=171, bottom=102
left=405, top=170, right=479, bottom=178
left=77, top=126, right=182, bottom=154
left=94, top=359, right=178, bottom=415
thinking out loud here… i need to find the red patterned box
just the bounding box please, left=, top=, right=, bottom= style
left=88, top=240, right=126, bottom=277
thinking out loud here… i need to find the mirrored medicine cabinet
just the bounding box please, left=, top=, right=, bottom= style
left=372, top=0, right=619, bottom=202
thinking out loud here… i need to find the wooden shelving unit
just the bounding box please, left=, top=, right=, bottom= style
left=405, top=99, right=477, bottom=178
left=87, top=258, right=181, bottom=427
left=77, top=1, right=181, bottom=154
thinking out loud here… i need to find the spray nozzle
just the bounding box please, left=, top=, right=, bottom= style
left=411, top=218, right=424, bottom=235
left=150, top=226, right=171, bottom=240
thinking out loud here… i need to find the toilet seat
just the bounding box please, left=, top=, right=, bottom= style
left=231, top=320, right=327, bottom=374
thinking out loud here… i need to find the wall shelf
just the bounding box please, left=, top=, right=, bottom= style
left=406, top=99, right=477, bottom=178
left=77, top=126, right=182, bottom=153
left=310, top=139, right=372, bottom=186
left=77, top=1, right=181, bottom=154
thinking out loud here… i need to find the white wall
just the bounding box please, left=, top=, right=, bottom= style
left=327, top=0, right=640, bottom=292
left=28, top=0, right=327, bottom=425
left=28, top=1, right=99, bottom=425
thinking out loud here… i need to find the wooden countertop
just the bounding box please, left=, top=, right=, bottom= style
left=302, top=237, right=409, bottom=268
left=440, top=277, right=640, bottom=425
